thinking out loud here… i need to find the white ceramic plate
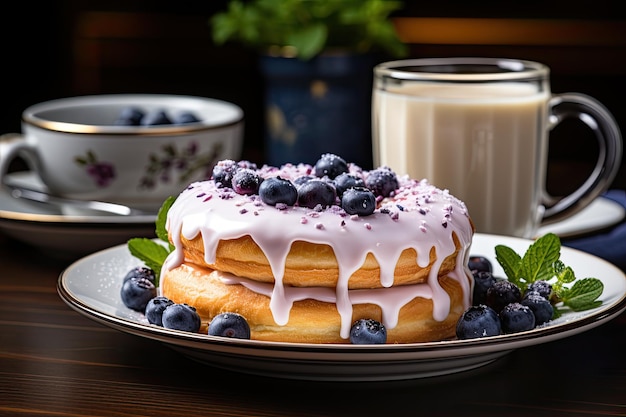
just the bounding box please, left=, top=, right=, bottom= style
left=57, top=233, right=626, bottom=382
left=0, top=172, right=156, bottom=256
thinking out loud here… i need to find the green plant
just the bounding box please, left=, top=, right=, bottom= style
left=211, top=0, right=408, bottom=60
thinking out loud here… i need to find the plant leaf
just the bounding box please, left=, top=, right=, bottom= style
left=495, top=234, right=605, bottom=318
left=127, top=196, right=176, bottom=284
left=209, top=0, right=407, bottom=59
left=518, top=233, right=561, bottom=285
left=561, top=278, right=604, bottom=311
left=557, top=264, right=577, bottom=284
left=127, top=238, right=170, bottom=283
left=494, top=244, right=521, bottom=284
left=155, top=196, right=176, bottom=247
left=288, top=24, right=327, bottom=60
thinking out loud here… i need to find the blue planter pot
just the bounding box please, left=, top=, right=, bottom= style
left=260, top=53, right=374, bottom=168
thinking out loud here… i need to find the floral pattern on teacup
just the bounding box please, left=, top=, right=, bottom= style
left=74, top=150, right=116, bottom=188
left=139, top=141, right=223, bottom=189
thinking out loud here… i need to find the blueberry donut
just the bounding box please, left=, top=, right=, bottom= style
left=160, top=154, right=475, bottom=343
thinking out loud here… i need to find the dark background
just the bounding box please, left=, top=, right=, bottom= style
left=3, top=0, right=625, bottom=193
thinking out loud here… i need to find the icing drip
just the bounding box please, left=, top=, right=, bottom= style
left=162, top=163, right=474, bottom=340
left=220, top=272, right=433, bottom=329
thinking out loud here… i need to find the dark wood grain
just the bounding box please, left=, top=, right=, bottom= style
left=1, top=234, right=625, bottom=417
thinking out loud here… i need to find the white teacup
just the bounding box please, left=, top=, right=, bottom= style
left=373, top=58, right=622, bottom=238
left=0, top=94, right=244, bottom=210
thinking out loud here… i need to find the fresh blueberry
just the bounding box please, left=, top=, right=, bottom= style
left=472, top=270, right=497, bottom=306
left=259, top=176, right=298, bottom=206
left=468, top=255, right=493, bottom=273
left=120, top=277, right=157, bottom=312
left=365, top=167, right=398, bottom=197
left=212, top=159, right=239, bottom=188
left=485, top=280, right=522, bottom=313
left=499, top=302, right=536, bottom=334
left=521, top=292, right=554, bottom=325
left=297, top=180, right=337, bottom=209
left=333, top=172, right=365, bottom=197
left=349, top=318, right=387, bottom=344
left=456, top=305, right=502, bottom=339
left=123, top=266, right=156, bottom=284
left=173, top=111, right=200, bottom=124
left=231, top=168, right=262, bottom=195
left=525, top=280, right=553, bottom=301
left=314, top=153, right=349, bottom=179
left=341, top=186, right=376, bottom=216
left=293, top=175, right=315, bottom=187
left=141, top=109, right=172, bottom=126
left=144, top=296, right=174, bottom=326
left=161, top=303, right=201, bottom=332
left=207, top=313, right=251, bottom=339
left=115, top=106, right=144, bottom=125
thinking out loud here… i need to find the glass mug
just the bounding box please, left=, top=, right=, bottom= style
left=372, top=57, right=622, bottom=238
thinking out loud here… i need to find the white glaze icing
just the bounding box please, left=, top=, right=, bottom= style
left=162, top=162, right=474, bottom=340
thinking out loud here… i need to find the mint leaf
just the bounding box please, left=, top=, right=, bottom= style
left=155, top=196, right=176, bottom=248
left=495, top=233, right=561, bottom=290
left=494, top=233, right=604, bottom=314
left=127, top=238, right=171, bottom=283
left=518, top=233, right=561, bottom=285
left=553, top=260, right=567, bottom=276
left=560, top=278, right=604, bottom=311
left=127, top=196, right=176, bottom=284
left=494, top=244, right=522, bottom=285
left=553, top=264, right=576, bottom=295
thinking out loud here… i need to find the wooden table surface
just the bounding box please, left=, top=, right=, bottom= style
left=1, top=233, right=626, bottom=417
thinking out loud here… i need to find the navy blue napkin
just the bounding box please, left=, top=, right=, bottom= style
left=563, top=190, right=626, bottom=271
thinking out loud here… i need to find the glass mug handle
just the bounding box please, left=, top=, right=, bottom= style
left=542, top=93, right=623, bottom=224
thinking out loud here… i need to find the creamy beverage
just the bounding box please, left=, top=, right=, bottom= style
left=373, top=82, right=550, bottom=237
left=373, top=58, right=622, bottom=238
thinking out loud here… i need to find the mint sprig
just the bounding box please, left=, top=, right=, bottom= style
left=127, top=196, right=176, bottom=284
left=494, top=233, right=604, bottom=314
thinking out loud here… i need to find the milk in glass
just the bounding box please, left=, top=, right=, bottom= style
left=373, top=83, right=550, bottom=237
